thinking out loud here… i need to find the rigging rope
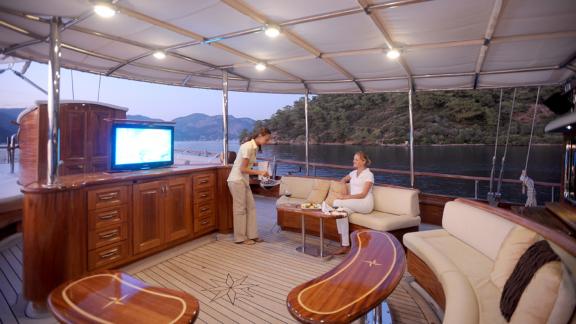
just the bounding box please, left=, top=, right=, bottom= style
left=70, top=69, right=75, bottom=100
left=97, top=73, right=102, bottom=102
left=496, top=88, right=517, bottom=199
left=488, top=89, right=504, bottom=196
left=520, top=87, right=541, bottom=207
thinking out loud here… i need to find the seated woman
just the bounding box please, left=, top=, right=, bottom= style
left=333, top=151, right=374, bottom=254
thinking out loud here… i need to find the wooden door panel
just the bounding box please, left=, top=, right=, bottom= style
left=88, top=107, right=114, bottom=159
left=60, top=105, right=87, bottom=161
left=165, top=177, right=191, bottom=242
left=133, top=181, right=165, bottom=254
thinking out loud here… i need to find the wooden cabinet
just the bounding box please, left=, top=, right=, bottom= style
left=133, top=176, right=191, bottom=255
left=192, top=172, right=217, bottom=235
left=17, top=101, right=127, bottom=185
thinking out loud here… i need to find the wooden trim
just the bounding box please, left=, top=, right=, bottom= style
left=407, top=250, right=445, bottom=310
left=287, top=230, right=406, bottom=323
left=456, top=198, right=576, bottom=256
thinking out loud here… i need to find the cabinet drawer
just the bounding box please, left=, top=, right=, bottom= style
left=88, top=223, right=127, bottom=250
left=88, top=186, right=128, bottom=210
left=193, top=186, right=215, bottom=204
left=88, top=241, right=128, bottom=270
left=193, top=173, right=215, bottom=188
left=89, top=205, right=127, bottom=230
left=194, top=202, right=216, bottom=233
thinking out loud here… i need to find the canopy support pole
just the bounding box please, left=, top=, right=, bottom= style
left=46, top=17, right=61, bottom=186
left=408, top=87, right=415, bottom=188
left=222, top=70, right=229, bottom=165
left=304, top=89, right=310, bottom=176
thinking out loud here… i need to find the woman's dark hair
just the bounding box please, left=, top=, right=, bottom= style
left=355, top=151, right=371, bottom=167
left=249, top=127, right=272, bottom=152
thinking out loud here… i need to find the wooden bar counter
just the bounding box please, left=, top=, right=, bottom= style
left=22, top=164, right=233, bottom=305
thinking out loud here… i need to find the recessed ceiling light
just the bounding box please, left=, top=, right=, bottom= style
left=567, top=125, right=573, bottom=130
left=386, top=49, right=400, bottom=60
left=264, top=25, right=280, bottom=38
left=255, top=63, right=266, bottom=71
left=93, top=3, right=116, bottom=18
left=153, top=51, right=166, bottom=59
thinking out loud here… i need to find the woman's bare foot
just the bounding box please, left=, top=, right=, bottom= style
left=243, top=239, right=256, bottom=245
left=334, top=246, right=350, bottom=255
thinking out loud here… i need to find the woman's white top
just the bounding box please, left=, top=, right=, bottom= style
left=227, top=139, right=258, bottom=184
left=349, top=168, right=375, bottom=195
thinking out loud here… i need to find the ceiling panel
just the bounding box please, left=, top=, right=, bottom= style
left=495, top=0, right=576, bottom=37
left=274, top=58, right=344, bottom=81
left=220, top=32, right=310, bottom=61
left=331, top=53, right=407, bottom=79
left=404, top=45, right=480, bottom=75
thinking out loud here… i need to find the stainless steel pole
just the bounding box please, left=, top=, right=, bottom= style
left=222, top=70, right=229, bottom=165
left=46, top=17, right=61, bottom=186
left=408, top=88, right=415, bottom=188
left=304, top=89, right=310, bottom=176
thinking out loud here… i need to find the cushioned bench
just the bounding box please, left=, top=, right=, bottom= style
left=276, top=176, right=420, bottom=242
left=404, top=198, right=576, bottom=324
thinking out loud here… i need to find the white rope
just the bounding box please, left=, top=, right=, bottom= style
left=489, top=89, right=504, bottom=194
left=496, top=88, right=517, bottom=196
left=519, top=87, right=541, bottom=207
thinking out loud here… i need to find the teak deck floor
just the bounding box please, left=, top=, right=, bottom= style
left=0, top=196, right=439, bottom=324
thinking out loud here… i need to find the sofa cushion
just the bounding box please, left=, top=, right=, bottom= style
left=349, top=211, right=421, bottom=232
left=443, top=201, right=515, bottom=260
left=279, top=177, right=316, bottom=199
left=509, top=262, right=575, bottom=324
left=491, top=226, right=540, bottom=290
left=276, top=196, right=306, bottom=207
left=325, top=181, right=347, bottom=207
left=305, top=179, right=331, bottom=204
left=372, top=186, right=419, bottom=217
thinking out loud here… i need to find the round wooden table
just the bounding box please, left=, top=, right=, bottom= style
left=287, top=229, right=406, bottom=323
left=48, top=270, right=199, bottom=323
left=277, top=203, right=346, bottom=258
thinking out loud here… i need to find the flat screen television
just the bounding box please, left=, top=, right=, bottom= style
left=111, top=123, right=174, bottom=170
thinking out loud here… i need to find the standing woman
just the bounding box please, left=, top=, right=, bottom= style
left=227, top=127, right=272, bottom=245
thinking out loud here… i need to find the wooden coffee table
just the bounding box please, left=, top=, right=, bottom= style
left=287, top=229, right=406, bottom=323
left=48, top=270, right=199, bottom=323
left=277, top=203, right=345, bottom=258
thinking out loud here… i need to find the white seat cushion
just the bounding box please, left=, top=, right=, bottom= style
left=372, top=186, right=419, bottom=217
left=279, top=176, right=319, bottom=199
left=349, top=211, right=420, bottom=231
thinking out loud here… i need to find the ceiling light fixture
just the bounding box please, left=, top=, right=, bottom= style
left=567, top=125, right=573, bottom=130
left=264, top=25, right=280, bottom=38
left=255, top=63, right=266, bottom=71
left=93, top=2, right=116, bottom=18
left=153, top=51, right=166, bottom=59
left=386, top=49, right=400, bottom=60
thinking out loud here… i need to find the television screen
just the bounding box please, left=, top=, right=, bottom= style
left=111, top=124, right=174, bottom=170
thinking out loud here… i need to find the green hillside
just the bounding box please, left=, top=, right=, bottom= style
left=254, top=88, right=563, bottom=145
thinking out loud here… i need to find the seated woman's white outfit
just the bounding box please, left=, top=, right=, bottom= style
left=333, top=168, right=374, bottom=246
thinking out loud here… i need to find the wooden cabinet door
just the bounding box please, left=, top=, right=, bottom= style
left=59, top=105, right=87, bottom=175
left=87, top=107, right=114, bottom=161
left=164, top=176, right=192, bottom=242
left=133, top=181, right=165, bottom=254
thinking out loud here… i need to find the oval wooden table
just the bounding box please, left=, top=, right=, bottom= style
left=277, top=203, right=346, bottom=258
left=48, top=270, right=199, bottom=323
left=287, top=229, right=406, bottom=323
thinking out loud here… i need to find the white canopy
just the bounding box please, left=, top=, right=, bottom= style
left=0, top=0, right=574, bottom=94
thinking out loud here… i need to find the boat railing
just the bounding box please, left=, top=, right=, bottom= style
left=0, top=134, right=19, bottom=174
left=257, top=157, right=560, bottom=203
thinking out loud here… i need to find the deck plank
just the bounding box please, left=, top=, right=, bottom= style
left=0, top=253, right=21, bottom=296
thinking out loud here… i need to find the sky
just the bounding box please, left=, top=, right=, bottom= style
left=0, top=62, right=302, bottom=121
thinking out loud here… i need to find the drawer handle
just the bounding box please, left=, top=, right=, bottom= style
left=200, top=220, right=209, bottom=225
left=70, top=164, right=84, bottom=169
left=98, top=192, right=118, bottom=201
left=199, top=179, right=209, bottom=184
left=200, top=194, right=208, bottom=198
left=200, top=207, right=209, bottom=212
left=99, top=229, right=119, bottom=240
left=99, top=248, right=119, bottom=259
left=98, top=210, right=119, bottom=220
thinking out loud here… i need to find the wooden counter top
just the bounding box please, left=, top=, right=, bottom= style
left=21, top=164, right=228, bottom=193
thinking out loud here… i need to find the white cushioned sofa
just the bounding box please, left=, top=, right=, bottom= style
left=404, top=198, right=576, bottom=324
left=276, top=176, right=421, bottom=241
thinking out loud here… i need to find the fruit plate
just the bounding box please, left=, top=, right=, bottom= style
left=300, top=203, right=321, bottom=210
